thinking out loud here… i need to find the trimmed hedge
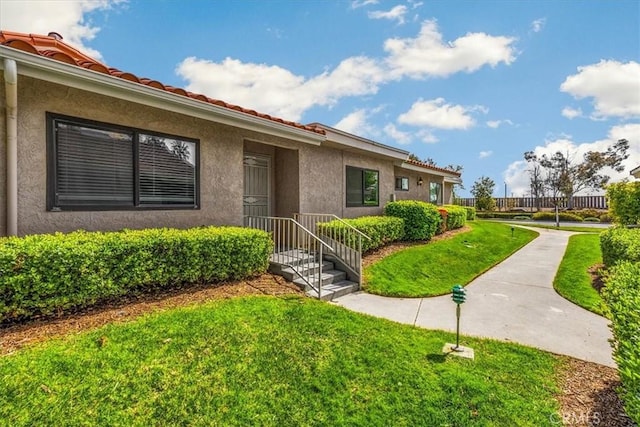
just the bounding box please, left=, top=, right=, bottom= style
left=384, top=200, right=442, bottom=241
left=0, top=226, right=272, bottom=322
left=600, top=227, right=640, bottom=266
left=463, top=206, right=476, bottom=221
left=531, top=212, right=584, bottom=222
left=317, top=216, right=404, bottom=253
left=607, top=181, right=640, bottom=225
left=602, top=261, right=640, bottom=422
left=442, top=205, right=467, bottom=230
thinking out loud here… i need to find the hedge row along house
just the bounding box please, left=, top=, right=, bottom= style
left=0, top=30, right=462, bottom=238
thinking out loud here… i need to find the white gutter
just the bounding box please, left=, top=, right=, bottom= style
left=0, top=46, right=325, bottom=146
left=4, top=58, right=18, bottom=236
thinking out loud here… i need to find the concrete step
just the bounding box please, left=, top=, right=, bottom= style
left=292, top=269, right=347, bottom=289
left=306, top=280, right=359, bottom=301
left=269, top=249, right=316, bottom=265
left=278, top=260, right=335, bottom=282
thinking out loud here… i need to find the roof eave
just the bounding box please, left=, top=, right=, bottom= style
left=400, top=161, right=461, bottom=179
left=310, top=123, right=409, bottom=161
left=0, top=45, right=325, bottom=146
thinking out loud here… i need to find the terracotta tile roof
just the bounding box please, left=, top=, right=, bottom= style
left=405, top=158, right=462, bottom=176
left=0, top=30, right=325, bottom=136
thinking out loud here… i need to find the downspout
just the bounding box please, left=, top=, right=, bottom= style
left=4, top=58, right=18, bottom=236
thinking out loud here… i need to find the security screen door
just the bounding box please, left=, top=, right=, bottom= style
left=243, top=154, right=270, bottom=217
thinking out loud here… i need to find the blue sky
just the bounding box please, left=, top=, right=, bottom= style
left=2, top=0, right=639, bottom=196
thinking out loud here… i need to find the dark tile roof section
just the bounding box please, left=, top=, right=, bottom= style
left=405, top=159, right=462, bottom=177
left=0, top=30, right=325, bottom=136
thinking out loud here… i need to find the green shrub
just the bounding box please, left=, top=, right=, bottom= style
left=607, top=181, right=640, bottom=225
left=531, top=212, right=584, bottom=222
left=513, top=215, right=532, bottom=220
left=476, top=212, right=531, bottom=219
left=463, top=206, right=476, bottom=220
left=600, top=227, right=640, bottom=267
left=317, top=216, right=404, bottom=253
left=602, top=261, right=640, bottom=422
left=583, top=217, right=600, bottom=223
left=572, top=209, right=601, bottom=219
left=384, top=200, right=441, bottom=241
left=600, top=213, right=612, bottom=223
left=442, top=205, right=467, bottom=230
left=0, top=226, right=272, bottom=322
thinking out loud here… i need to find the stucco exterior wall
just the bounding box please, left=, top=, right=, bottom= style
left=393, top=166, right=452, bottom=205
left=297, top=146, right=396, bottom=218
left=0, top=74, right=6, bottom=236
left=13, top=77, right=307, bottom=235
left=393, top=167, right=430, bottom=202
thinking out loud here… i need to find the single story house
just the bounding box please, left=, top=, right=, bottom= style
left=631, top=165, right=640, bottom=179
left=0, top=30, right=461, bottom=237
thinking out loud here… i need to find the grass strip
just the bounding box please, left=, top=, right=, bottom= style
left=364, top=221, right=538, bottom=297
left=0, top=296, right=560, bottom=426
left=553, top=234, right=607, bottom=317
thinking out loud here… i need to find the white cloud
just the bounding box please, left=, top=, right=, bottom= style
left=560, top=60, right=640, bottom=119
left=479, top=150, right=493, bottom=159
left=177, top=55, right=385, bottom=121
left=417, top=129, right=438, bottom=143
left=504, top=123, right=640, bottom=196
left=177, top=19, right=516, bottom=122
left=409, top=0, right=424, bottom=9
left=334, top=107, right=384, bottom=137
left=486, top=119, right=513, bottom=128
left=351, top=0, right=378, bottom=9
left=383, top=123, right=412, bottom=145
left=0, top=0, right=125, bottom=61
left=397, top=98, right=482, bottom=129
left=531, top=18, right=546, bottom=33
left=561, top=107, right=583, bottom=119
left=384, top=19, right=517, bottom=78
left=368, top=5, right=408, bottom=25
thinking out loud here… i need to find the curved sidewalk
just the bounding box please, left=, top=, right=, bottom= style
left=334, top=228, right=615, bottom=367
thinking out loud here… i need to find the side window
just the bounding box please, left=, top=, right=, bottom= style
left=346, top=166, right=379, bottom=207
left=395, top=176, right=409, bottom=191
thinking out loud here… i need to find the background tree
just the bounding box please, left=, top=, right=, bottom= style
left=523, top=138, right=629, bottom=209
left=471, top=176, right=496, bottom=211
left=524, top=151, right=546, bottom=211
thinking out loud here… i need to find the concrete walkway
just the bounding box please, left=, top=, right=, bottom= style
left=334, top=227, right=615, bottom=367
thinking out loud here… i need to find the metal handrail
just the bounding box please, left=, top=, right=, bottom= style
left=296, top=213, right=372, bottom=241
left=294, top=213, right=370, bottom=287
left=246, top=216, right=333, bottom=298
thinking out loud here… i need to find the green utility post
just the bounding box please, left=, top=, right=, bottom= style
left=451, top=285, right=466, bottom=351
left=442, top=285, right=475, bottom=359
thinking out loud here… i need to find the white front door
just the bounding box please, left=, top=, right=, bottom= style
left=243, top=154, right=270, bottom=217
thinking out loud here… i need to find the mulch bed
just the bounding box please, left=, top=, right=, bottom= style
left=0, top=227, right=635, bottom=425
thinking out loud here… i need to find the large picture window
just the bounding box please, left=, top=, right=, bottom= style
left=430, top=182, right=443, bottom=205
left=346, top=166, right=379, bottom=207
left=47, top=114, right=199, bottom=210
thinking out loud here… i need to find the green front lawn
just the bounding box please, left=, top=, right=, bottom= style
left=0, top=297, right=562, bottom=426
left=364, top=222, right=539, bottom=297
left=553, top=234, right=607, bottom=316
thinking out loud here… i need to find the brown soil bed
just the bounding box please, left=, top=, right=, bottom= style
left=556, top=358, right=635, bottom=426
